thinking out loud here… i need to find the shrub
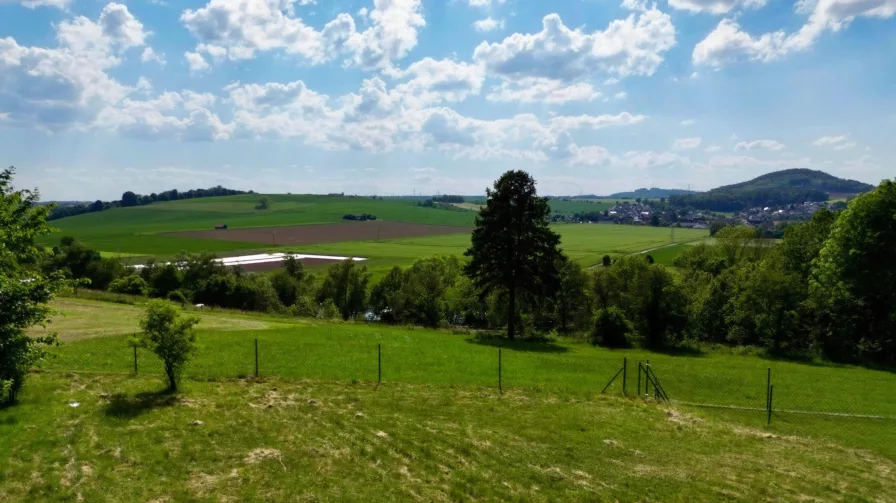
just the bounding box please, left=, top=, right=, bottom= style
left=109, top=275, right=149, bottom=296
left=291, top=296, right=318, bottom=318
left=136, top=300, right=200, bottom=391
left=320, top=299, right=340, bottom=320
left=602, top=255, right=611, bottom=267
left=591, top=307, right=633, bottom=348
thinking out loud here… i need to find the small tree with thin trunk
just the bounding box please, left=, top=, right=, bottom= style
left=137, top=300, right=200, bottom=392
left=464, top=170, right=562, bottom=340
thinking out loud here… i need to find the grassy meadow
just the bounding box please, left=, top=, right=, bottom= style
left=4, top=372, right=894, bottom=503
left=27, top=299, right=896, bottom=461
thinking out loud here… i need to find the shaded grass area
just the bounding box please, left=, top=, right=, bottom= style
left=37, top=299, right=896, bottom=459
left=1, top=373, right=893, bottom=502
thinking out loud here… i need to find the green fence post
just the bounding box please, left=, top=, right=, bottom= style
left=622, top=358, right=627, bottom=396
left=498, top=349, right=503, bottom=395
left=768, top=384, right=774, bottom=425
left=766, top=368, right=771, bottom=418
left=378, top=343, right=382, bottom=384
left=645, top=360, right=651, bottom=397
left=133, top=345, right=138, bottom=375
left=637, top=361, right=641, bottom=396
left=254, top=339, right=259, bottom=377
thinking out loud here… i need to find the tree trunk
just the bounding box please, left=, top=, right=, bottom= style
left=166, top=364, right=178, bottom=392
left=507, top=287, right=516, bottom=341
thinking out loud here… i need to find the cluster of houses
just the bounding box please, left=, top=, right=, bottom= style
left=735, top=201, right=837, bottom=226
left=551, top=201, right=712, bottom=229
left=551, top=199, right=841, bottom=231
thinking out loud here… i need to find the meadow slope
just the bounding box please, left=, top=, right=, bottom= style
left=30, top=298, right=896, bottom=461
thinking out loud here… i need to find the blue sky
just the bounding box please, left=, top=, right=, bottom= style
left=1, top=0, right=894, bottom=200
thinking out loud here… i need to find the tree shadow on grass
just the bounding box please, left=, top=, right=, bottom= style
left=104, top=389, right=177, bottom=419
left=466, top=333, right=569, bottom=354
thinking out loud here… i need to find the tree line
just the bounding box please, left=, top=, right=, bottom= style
left=48, top=186, right=251, bottom=220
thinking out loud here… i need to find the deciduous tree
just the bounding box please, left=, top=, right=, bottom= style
left=137, top=300, right=200, bottom=392
left=0, top=167, right=66, bottom=403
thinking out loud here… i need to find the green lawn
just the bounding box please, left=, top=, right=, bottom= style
left=34, top=299, right=896, bottom=461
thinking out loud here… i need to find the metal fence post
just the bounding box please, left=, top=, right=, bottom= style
left=645, top=360, right=651, bottom=397
left=378, top=343, right=382, bottom=384
left=498, top=349, right=503, bottom=395
left=254, top=339, right=259, bottom=377
left=622, top=357, right=627, bottom=396
left=766, top=368, right=771, bottom=416
left=768, top=384, right=774, bottom=425
left=637, top=361, right=641, bottom=396
left=133, top=345, right=138, bottom=374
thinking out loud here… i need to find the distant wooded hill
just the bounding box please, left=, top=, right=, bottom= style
left=668, top=169, right=875, bottom=212
left=607, top=188, right=697, bottom=198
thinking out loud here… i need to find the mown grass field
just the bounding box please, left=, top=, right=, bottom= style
left=29, top=299, right=896, bottom=462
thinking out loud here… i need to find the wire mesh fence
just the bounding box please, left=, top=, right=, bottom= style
left=42, top=333, right=896, bottom=429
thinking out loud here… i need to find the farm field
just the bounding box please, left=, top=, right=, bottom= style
left=548, top=198, right=615, bottom=215
left=31, top=299, right=896, bottom=461
left=292, top=224, right=707, bottom=274
left=44, top=193, right=709, bottom=273
left=44, top=194, right=477, bottom=256
left=170, top=221, right=472, bottom=247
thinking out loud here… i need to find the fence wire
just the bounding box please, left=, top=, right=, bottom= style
left=42, top=336, right=896, bottom=433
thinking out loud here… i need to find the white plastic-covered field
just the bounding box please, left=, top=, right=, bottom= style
left=133, top=253, right=366, bottom=270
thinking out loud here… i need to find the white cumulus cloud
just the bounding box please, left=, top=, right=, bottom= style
left=674, top=137, right=702, bottom=150
left=734, top=139, right=785, bottom=151
left=693, top=0, right=896, bottom=66
left=473, top=8, right=676, bottom=81
left=486, top=79, right=600, bottom=103
left=181, top=0, right=425, bottom=70
left=185, top=51, right=210, bottom=72
left=474, top=17, right=504, bottom=32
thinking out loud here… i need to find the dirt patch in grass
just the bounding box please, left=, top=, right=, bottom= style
left=168, top=221, right=472, bottom=247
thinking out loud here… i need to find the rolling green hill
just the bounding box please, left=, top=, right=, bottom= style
left=669, top=169, right=875, bottom=212
left=608, top=188, right=697, bottom=199
left=43, top=194, right=477, bottom=255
